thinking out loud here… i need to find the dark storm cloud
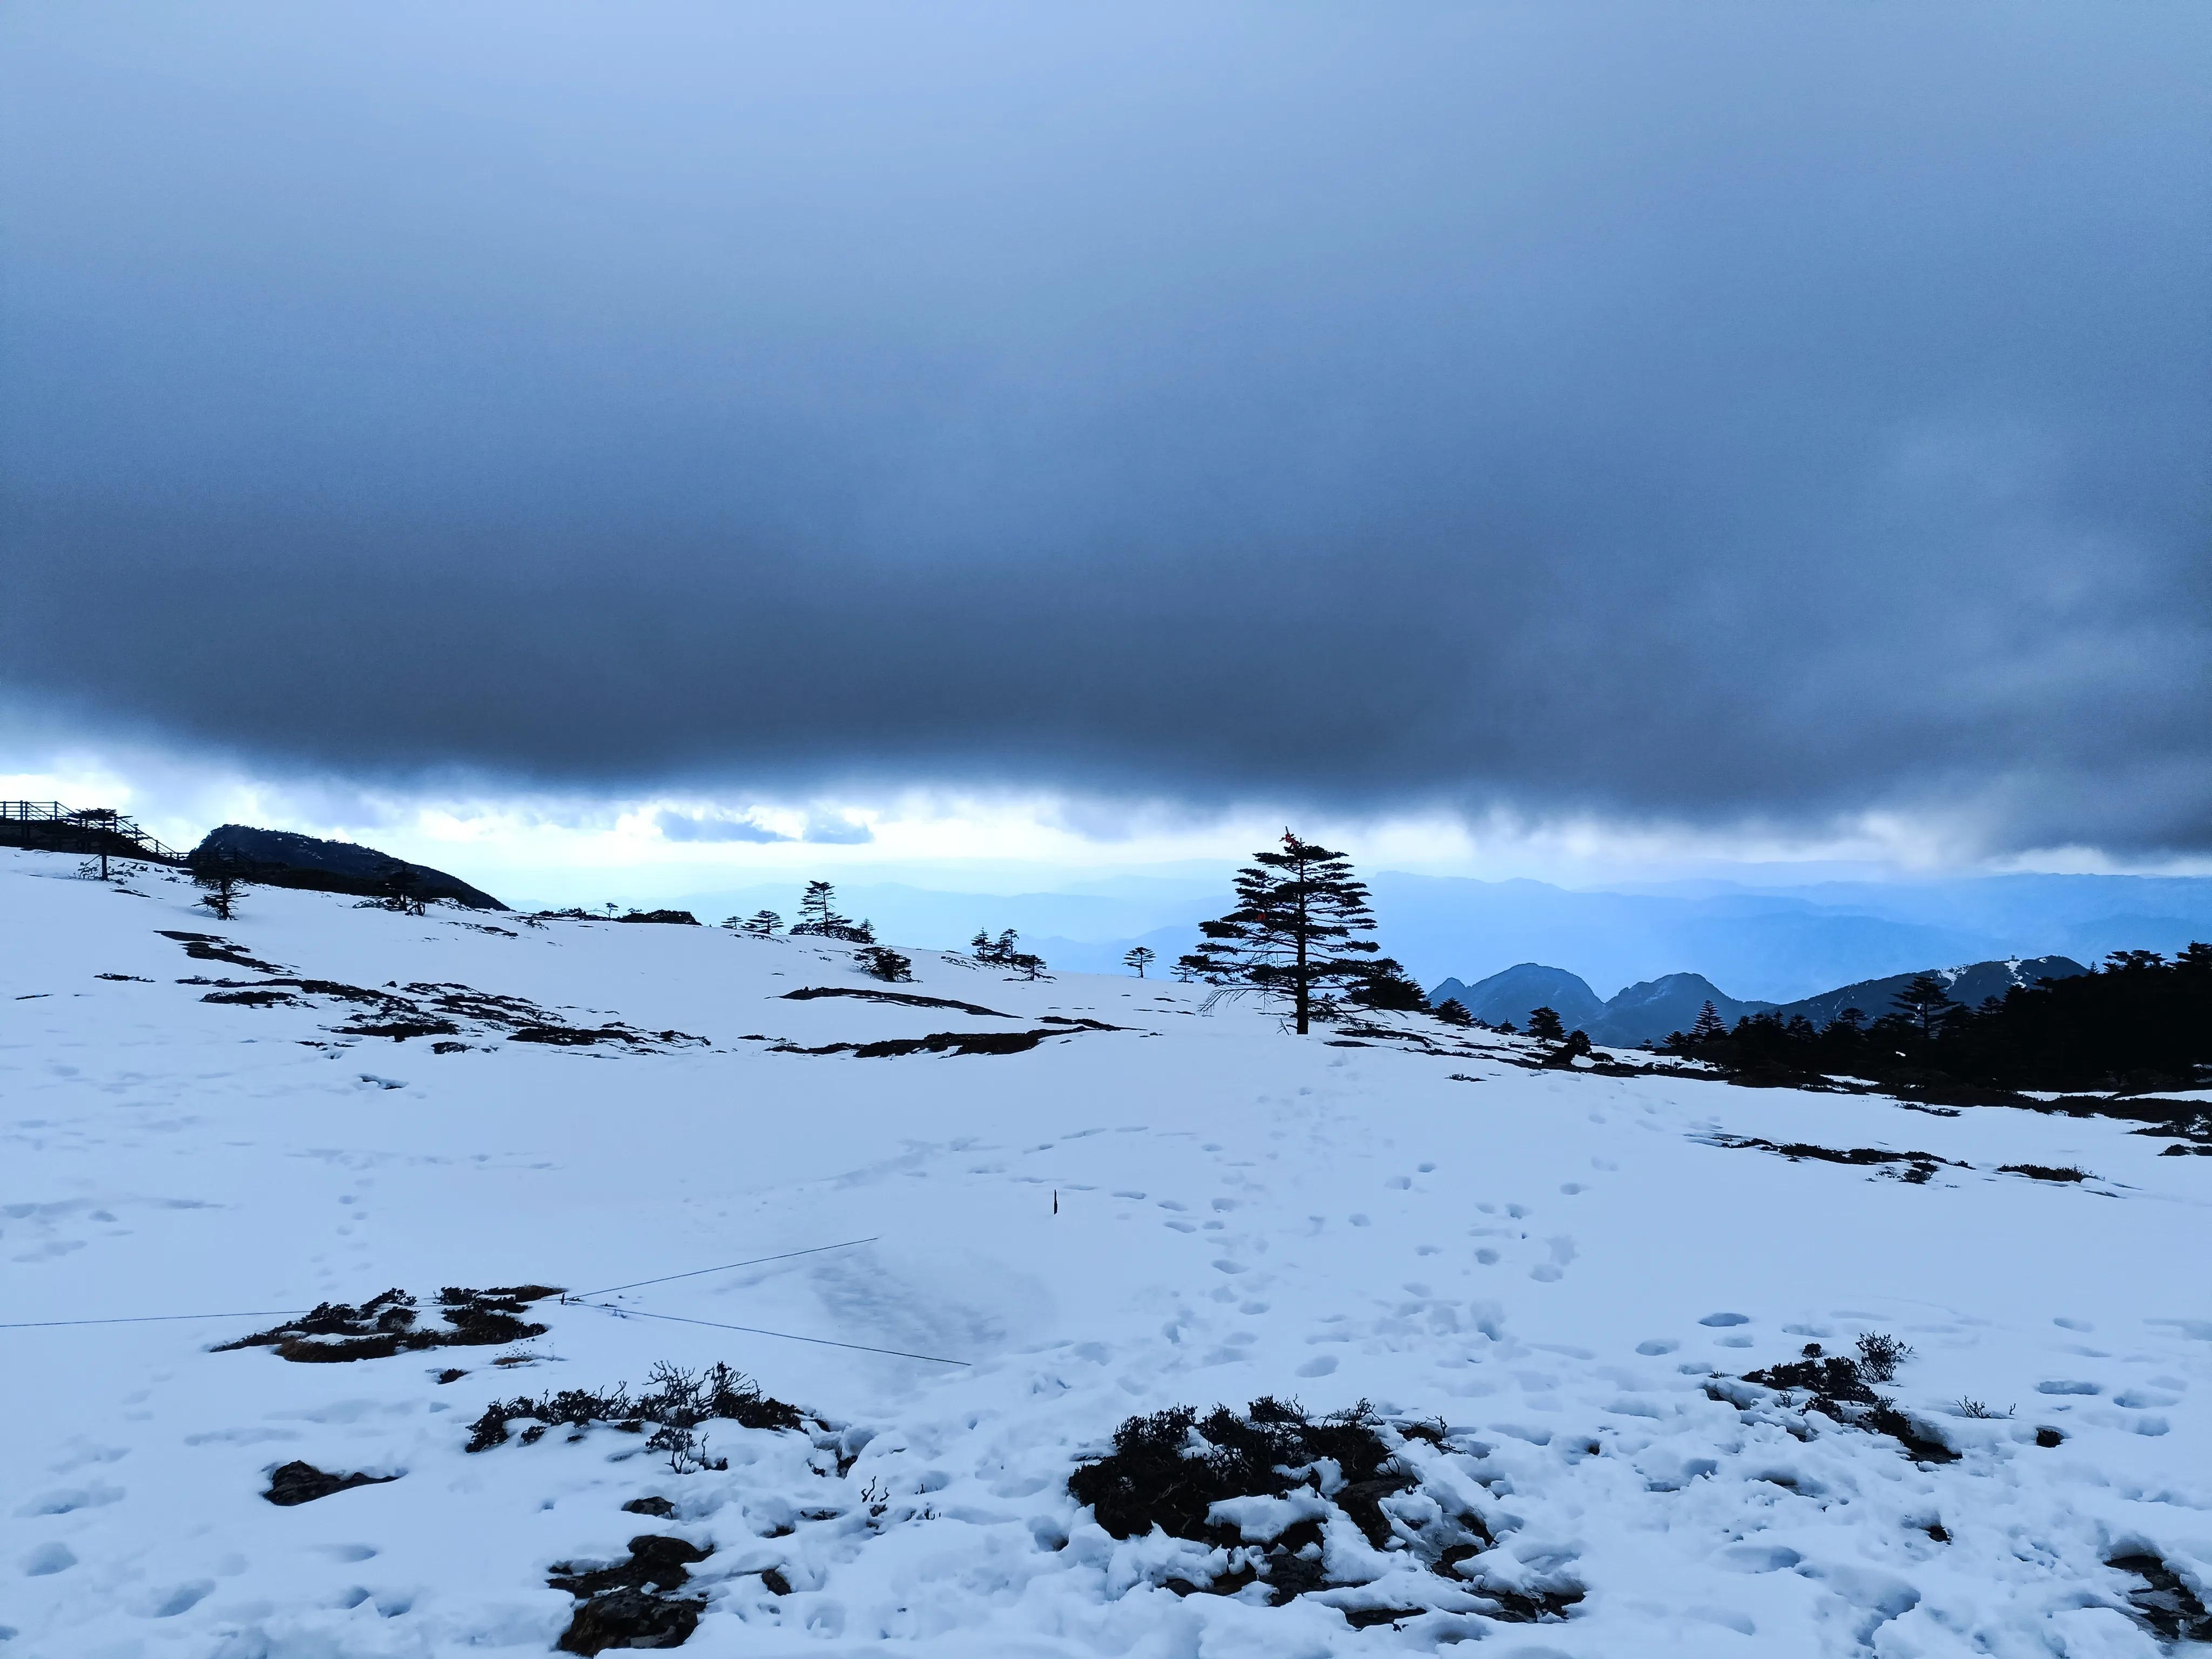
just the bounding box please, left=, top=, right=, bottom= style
left=3, top=3, right=2207, bottom=851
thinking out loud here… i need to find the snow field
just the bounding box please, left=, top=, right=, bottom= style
left=2, top=849, right=2207, bottom=1656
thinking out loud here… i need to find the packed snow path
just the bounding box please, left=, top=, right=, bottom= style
left=2, top=850, right=2207, bottom=1657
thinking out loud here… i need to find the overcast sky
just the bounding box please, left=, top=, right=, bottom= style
left=3, top=2, right=2207, bottom=872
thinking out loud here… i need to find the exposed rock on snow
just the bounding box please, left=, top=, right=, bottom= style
left=262, top=1460, right=400, bottom=1506
left=770, top=1027, right=1090, bottom=1057
left=158, top=929, right=709, bottom=1049
left=550, top=1537, right=711, bottom=1654
left=781, top=985, right=1018, bottom=1017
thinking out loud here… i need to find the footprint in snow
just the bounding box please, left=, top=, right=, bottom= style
left=1700, top=1312, right=1752, bottom=1327
left=22, top=1542, right=77, bottom=1576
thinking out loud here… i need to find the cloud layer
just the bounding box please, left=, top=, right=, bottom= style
left=3, top=3, right=2206, bottom=853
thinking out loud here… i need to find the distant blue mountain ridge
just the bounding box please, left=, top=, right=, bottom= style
left=645, top=871, right=2212, bottom=1002
left=1428, top=955, right=2090, bottom=1048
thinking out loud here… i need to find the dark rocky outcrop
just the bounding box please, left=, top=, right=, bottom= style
left=190, top=825, right=506, bottom=911
left=264, top=1460, right=399, bottom=1505
left=551, top=1536, right=712, bottom=1654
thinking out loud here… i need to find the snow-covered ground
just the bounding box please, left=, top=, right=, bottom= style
left=3, top=847, right=2207, bottom=1657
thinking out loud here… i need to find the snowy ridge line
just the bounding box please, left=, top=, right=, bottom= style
left=562, top=1235, right=881, bottom=1301
left=0, top=1306, right=308, bottom=1331
left=570, top=1299, right=970, bottom=1365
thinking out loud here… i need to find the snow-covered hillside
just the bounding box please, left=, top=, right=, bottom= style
left=3, top=848, right=2207, bottom=1657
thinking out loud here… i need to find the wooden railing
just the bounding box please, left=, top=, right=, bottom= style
left=0, top=801, right=186, bottom=865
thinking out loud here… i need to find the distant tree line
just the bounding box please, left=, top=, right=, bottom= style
left=1663, top=949, right=2212, bottom=1092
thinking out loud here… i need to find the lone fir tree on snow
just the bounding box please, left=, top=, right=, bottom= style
left=730, top=909, right=781, bottom=935
left=1690, top=1000, right=1729, bottom=1041
left=793, top=881, right=843, bottom=935
left=1176, top=831, right=1383, bottom=1035
left=1433, top=996, right=1474, bottom=1027
left=1526, top=1005, right=1568, bottom=1043
left=857, top=945, right=913, bottom=982
left=192, top=855, right=246, bottom=922
left=1122, top=946, right=1155, bottom=977
left=791, top=882, right=872, bottom=942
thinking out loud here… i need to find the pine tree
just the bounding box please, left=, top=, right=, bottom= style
left=972, top=928, right=1023, bottom=965
left=792, top=882, right=867, bottom=941
left=1891, top=972, right=1957, bottom=1037
left=1183, top=831, right=1382, bottom=1034
left=1433, top=996, right=1474, bottom=1028
left=1122, top=946, right=1156, bottom=977
left=1526, top=1005, right=1567, bottom=1043
left=1542, top=1028, right=1593, bottom=1067
left=1351, top=957, right=1428, bottom=1011
left=736, top=910, right=781, bottom=935
left=793, top=880, right=841, bottom=935
left=1689, top=1000, right=1728, bottom=1041
left=192, top=854, right=245, bottom=922
left=857, top=946, right=913, bottom=982
left=382, top=866, right=428, bottom=916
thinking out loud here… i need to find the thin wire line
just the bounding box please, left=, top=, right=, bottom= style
left=2, top=1237, right=885, bottom=1336
left=0, top=1309, right=306, bottom=1330
left=572, top=1299, right=969, bottom=1366
left=565, top=1236, right=879, bottom=1301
